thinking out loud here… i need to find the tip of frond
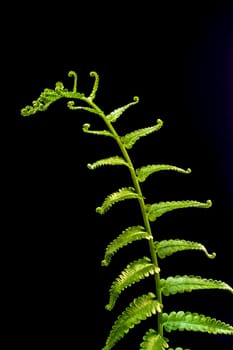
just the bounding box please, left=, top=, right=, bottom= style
left=68, top=70, right=78, bottom=92
left=20, top=106, right=33, bottom=117
left=105, top=304, right=112, bottom=311
left=186, top=168, right=192, bottom=174
left=156, top=118, right=163, bottom=128
left=82, top=123, right=90, bottom=132
left=101, top=259, right=109, bottom=267
left=96, top=206, right=104, bottom=214
left=68, top=70, right=77, bottom=78
left=89, top=70, right=99, bottom=78
left=206, top=199, right=212, bottom=208
left=208, top=251, right=216, bottom=259
left=87, top=163, right=94, bottom=170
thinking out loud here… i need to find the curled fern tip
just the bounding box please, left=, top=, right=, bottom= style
left=68, top=70, right=78, bottom=92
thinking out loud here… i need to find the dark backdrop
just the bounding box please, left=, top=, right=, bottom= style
left=6, top=1, right=233, bottom=349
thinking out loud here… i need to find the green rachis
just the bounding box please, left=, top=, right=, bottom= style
left=21, top=70, right=233, bottom=350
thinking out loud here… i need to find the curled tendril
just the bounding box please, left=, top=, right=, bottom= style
left=83, top=123, right=91, bottom=132
left=68, top=70, right=78, bottom=92
left=133, top=96, right=140, bottom=103
left=156, top=118, right=163, bottom=129
left=21, top=105, right=34, bottom=117
left=67, top=100, right=78, bottom=110
left=89, top=71, right=99, bottom=100
left=67, top=101, right=87, bottom=111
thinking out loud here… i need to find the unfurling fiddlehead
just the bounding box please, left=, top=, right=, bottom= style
left=21, top=71, right=233, bottom=349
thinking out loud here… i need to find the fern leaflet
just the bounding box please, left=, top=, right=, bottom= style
left=67, top=101, right=100, bottom=114
left=106, top=96, right=139, bottom=122
left=87, top=156, right=129, bottom=170
left=106, top=257, right=159, bottom=310
left=102, top=226, right=152, bottom=266
left=88, top=71, right=99, bottom=100
left=147, top=200, right=212, bottom=222
left=155, top=239, right=216, bottom=259
left=96, top=187, right=142, bottom=214
left=139, top=329, right=169, bottom=350
left=136, top=164, right=191, bottom=182
left=160, top=275, right=233, bottom=296
left=121, top=119, right=163, bottom=149
left=102, top=293, right=162, bottom=350
left=162, top=311, right=233, bottom=334
left=82, top=123, right=114, bottom=138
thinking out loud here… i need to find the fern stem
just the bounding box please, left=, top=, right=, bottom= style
left=84, top=97, right=164, bottom=337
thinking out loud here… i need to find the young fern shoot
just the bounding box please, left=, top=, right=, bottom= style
left=21, top=71, right=233, bottom=350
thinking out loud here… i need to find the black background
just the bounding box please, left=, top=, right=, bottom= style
left=5, top=1, right=233, bottom=349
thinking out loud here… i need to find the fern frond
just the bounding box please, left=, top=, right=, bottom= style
left=121, top=119, right=163, bottom=149
left=67, top=101, right=100, bottom=115
left=102, top=293, right=162, bottom=350
left=82, top=123, right=114, bottom=138
left=96, top=187, right=142, bottom=215
left=147, top=200, right=212, bottom=222
left=87, top=156, right=129, bottom=170
left=162, top=311, right=233, bottom=335
left=155, top=239, right=216, bottom=259
left=106, top=257, right=159, bottom=311
left=67, top=70, right=78, bottom=92
left=89, top=71, right=99, bottom=100
left=139, top=329, right=169, bottom=350
left=106, top=96, right=139, bottom=123
left=136, top=164, right=191, bottom=183
left=102, top=226, right=151, bottom=266
left=21, top=81, right=85, bottom=117
left=160, top=275, right=233, bottom=296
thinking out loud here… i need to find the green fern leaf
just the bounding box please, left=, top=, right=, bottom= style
left=21, top=87, right=62, bottom=116
left=136, top=164, right=191, bottom=182
left=147, top=200, right=212, bottom=222
left=162, top=311, right=233, bottom=335
left=139, top=329, right=169, bottom=350
left=87, top=156, right=129, bottom=170
left=102, top=226, right=152, bottom=266
left=89, top=71, right=99, bottom=100
left=121, top=119, right=163, bottom=149
left=21, top=82, right=85, bottom=117
left=155, top=239, right=216, bottom=259
left=106, top=96, right=139, bottom=122
left=67, top=101, right=100, bottom=114
left=102, top=293, right=162, bottom=350
left=106, top=257, right=159, bottom=311
left=160, top=275, right=233, bottom=296
left=82, top=123, right=114, bottom=138
left=96, top=187, right=142, bottom=215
